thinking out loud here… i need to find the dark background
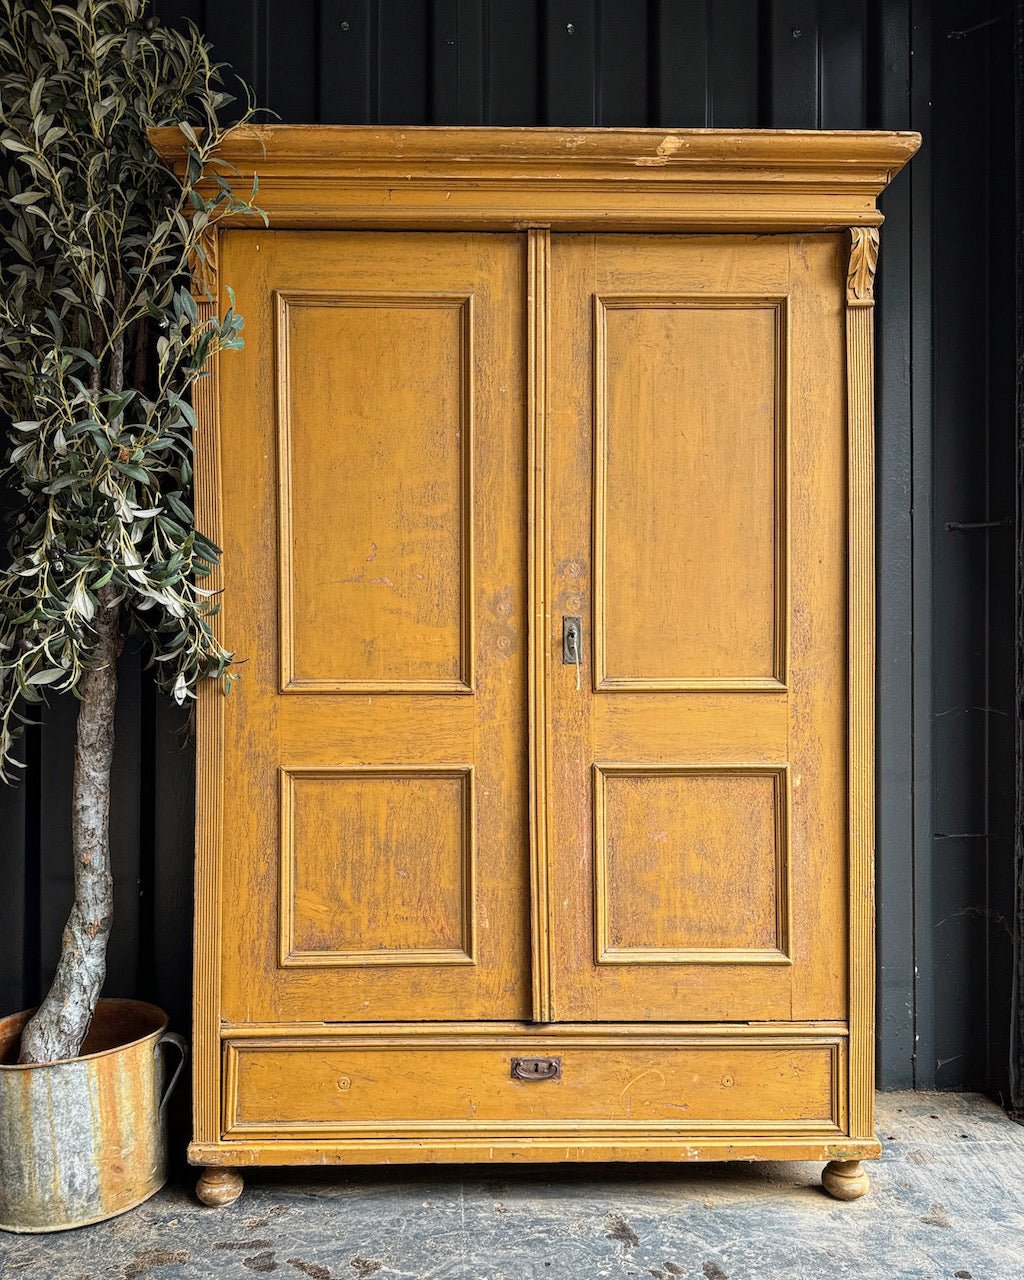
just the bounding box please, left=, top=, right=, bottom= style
left=0, top=0, right=1018, bottom=1103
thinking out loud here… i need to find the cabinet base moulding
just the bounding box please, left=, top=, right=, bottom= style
left=189, top=1137, right=883, bottom=1168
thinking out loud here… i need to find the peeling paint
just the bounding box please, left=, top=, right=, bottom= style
left=634, top=136, right=685, bottom=166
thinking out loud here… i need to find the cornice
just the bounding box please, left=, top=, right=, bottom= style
left=149, top=125, right=920, bottom=233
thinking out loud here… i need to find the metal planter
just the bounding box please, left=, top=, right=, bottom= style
left=0, top=999, right=186, bottom=1232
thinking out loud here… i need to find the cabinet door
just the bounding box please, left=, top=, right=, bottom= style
left=545, top=234, right=849, bottom=1023
left=216, top=231, right=531, bottom=1024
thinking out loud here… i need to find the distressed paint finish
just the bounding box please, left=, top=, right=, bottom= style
left=147, top=129, right=917, bottom=1197
left=214, top=230, right=531, bottom=1028
left=545, top=232, right=846, bottom=1025
left=0, top=1000, right=185, bottom=1232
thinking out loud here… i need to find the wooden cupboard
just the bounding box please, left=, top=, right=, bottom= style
left=149, top=126, right=919, bottom=1204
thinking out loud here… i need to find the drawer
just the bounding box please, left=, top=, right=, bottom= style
left=222, top=1030, right=845, bottom=1137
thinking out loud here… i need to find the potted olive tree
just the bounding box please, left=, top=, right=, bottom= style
left=0, top=0, right=258, bottom=1230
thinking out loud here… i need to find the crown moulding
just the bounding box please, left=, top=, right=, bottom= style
left=148, top=125, right=921, bottom=233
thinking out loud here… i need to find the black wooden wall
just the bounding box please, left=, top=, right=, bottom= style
left=0, top=0, right=1017, bottom=1100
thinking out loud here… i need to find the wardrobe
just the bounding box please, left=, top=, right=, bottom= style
left=149, top=126, right=919, bottom=1204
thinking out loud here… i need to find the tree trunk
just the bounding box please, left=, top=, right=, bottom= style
left=18, top=585, right=120, bottom=1064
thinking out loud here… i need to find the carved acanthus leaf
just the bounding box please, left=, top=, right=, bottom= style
left=847, top=228, right=879, bottom=305
left=189, top=229, right=218, bottom=301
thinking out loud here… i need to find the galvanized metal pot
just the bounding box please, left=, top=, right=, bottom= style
left=0, top=999, right=187, bottom=1232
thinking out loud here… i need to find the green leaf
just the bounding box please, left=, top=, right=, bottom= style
left=26, top=668, right=67, bottom=687
left=42, top=475, right=80, bottom=493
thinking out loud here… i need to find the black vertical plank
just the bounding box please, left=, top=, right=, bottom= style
left=655, top=1, right=709, bottom=126
left=432, top=0, right=486, bottom=124
left=543, top=0, right=597, bottom=125
left=150, top=0, right=206, bottom=29
left=378, top=0, right=430, bottom=123
left=708, top=0, right=759, bottom=126
left=819, top=0, right=865, bottom=128
left=265, top=0, right=318, bottom=122
left=432, top=0, right=461, bottom=122
left=320, top=0, right=377, bottom=123
left=22, top=723, right=41, bottom=1009
left=145, top=689, right=195, bottom=1035
left=1014, top=0, right=1024, bottom=1119
left=930, top=0, right=991, bottom=1091
left=0, top=734, right=27, bottom=1015
left=767, top=0, right=819, bottom=128
left=872, top=0, right=917, bottom=1090
left=596, top=0, right=649, bottom=125
left=908, top=0, right=935, bottom=1091
left=486, top=0, right=539, bottom=124
left=205, top=0, right=266, bottom=117
left=983, top=8, right=1017, bottom=1102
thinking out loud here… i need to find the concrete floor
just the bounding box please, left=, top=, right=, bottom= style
left=1, top=1093, right=1022, bottom=1280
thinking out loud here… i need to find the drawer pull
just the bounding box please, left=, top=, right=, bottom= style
left=511, top=1056, right=562, bottom=1081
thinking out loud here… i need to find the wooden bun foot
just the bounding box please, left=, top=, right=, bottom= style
left=821, top=1159, right=870, bottom=1201
left=196, top=1166, right=244, bottom=1207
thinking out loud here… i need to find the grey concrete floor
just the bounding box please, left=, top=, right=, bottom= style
left=1, top=1093, right=1022, bottom=1280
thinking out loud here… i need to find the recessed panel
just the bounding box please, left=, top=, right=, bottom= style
left=594, top=765, right=790, bottom=963
left=224, top=1034, right=841, bottom=1134
left=595, top=296, right=786, bottom=690
left=280, top=767, right=474, bottom=966
left=278, top=292, right=473, bottom=692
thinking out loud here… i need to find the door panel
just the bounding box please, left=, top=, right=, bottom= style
left=279, top=290, right=472, bottom=692
left=595, top=295, right=785, bottom=690
left=546, top=234, right=848, bottom=1023
left=218, top=231, right=530, bottom=1023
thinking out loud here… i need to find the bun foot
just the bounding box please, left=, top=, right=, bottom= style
left=822, top=1159, right=870, bottom=1201
left=196, top=1166, right=244, bottom=1207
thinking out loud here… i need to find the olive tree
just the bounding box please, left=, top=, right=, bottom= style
left=0, top=0, right=258, bottom=1064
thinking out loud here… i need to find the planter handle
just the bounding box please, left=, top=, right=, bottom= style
left=155, top=1031, right=189, bottom=1118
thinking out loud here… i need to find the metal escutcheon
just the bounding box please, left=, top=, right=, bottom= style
left=511, top=1056, right=562, bottom=1081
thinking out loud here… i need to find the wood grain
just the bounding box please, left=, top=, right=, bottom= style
left=224, top=1039, right=841, bottom=1133
left=190, top=228, right=224, bottom=1148
left=181, top=129, right=911, bottom=1173
left=593, top=292, right=787, bottom=690
left=546, top=233, right=847, bottom=1024
left=279, top=767, right=474, bottom=966
left=846, top=229, right=879, bottom=1142
left=593, top=764, right=790, bottom=964
left=276, top=289, right=474, bottom=692
left=216, top=230, right=530, bottom=1025
left=528, top=228, right=554, bottom=1023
